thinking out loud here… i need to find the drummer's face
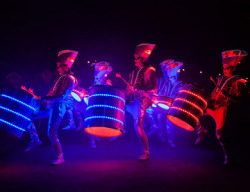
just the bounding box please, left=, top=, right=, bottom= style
left=223, top=65, right=235, bottom=77
left=134, top=56, right=144, bottom=68
left=57, top=64, right=69, bottom=75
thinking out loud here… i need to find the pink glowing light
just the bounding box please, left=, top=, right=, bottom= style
left=170, top=106, right=199, bottom=124
left=179, top=90, right=207, bottom=107
left=174, top=98, right=204, bottom=114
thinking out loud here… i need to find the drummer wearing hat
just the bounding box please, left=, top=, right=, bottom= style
left=26, top=50, right=78, bottom=165
left=147, top=60, right=183, bottom=148
left=126, top=43, right=157, bottom=161
left=195, top=49, right=248, bottom=165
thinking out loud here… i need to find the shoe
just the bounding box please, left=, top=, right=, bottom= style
left=62, top=124, right=76, bottom=130
left=51, top=156, right=64, bottom=166
left=138, top=152, right=150, bottom=161
left=25, top=140, right=42, bottom=152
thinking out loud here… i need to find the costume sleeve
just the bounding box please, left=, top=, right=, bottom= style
left=44, top=75, right=76, bottom=102
left=144, top=67, right=157, bottom=92
left=229, top=79, right=247, bottom=102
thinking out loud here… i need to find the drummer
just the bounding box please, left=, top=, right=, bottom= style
left=25, top=50, right=78, bottom=166
left=147, top=60, right=183, bottom=148
left=126, top=43, right=157, bottom=161
left=195, top=49, right=248, bottom=165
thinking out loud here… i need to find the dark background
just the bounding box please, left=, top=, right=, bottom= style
left=0, top=0, right=249, bottom=95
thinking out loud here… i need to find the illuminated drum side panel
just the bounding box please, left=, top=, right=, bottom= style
left=86, top=105, right=125, bottom=114
left=179, top=90, right=208, bottom=107
left=0, top=119, right=26, bottom=132
left=0, top=106, right=31, bottom=121
left=174, top=98, right=204, bottom=114
left=170, top=106, right=199, bottom=124
left=1, top=94, right=36, bottom=111
left=88, top=94, right=125, bottom=104
left=85, top=116, right=124, bottom=126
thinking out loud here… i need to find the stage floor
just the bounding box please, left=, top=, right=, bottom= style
left=0, top=128, right=249, bottom=192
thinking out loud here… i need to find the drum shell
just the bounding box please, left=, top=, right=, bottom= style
left=167, top=83, right=209, bottom=131
left=0, top=87, right=38, bottom=138
left=84, top=85, right=125, bottom=137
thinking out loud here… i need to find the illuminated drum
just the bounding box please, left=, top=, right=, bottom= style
left=167, top=83, right=209, bottom=131
left=0, top=87, right=39, bottom=138
left=84, top=85, right=125, bottom=137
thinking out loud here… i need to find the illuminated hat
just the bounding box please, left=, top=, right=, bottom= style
left=57, top=50, right=78, bottom=68
left=222, top=49, right=247, bottom=67
left=165, top=61, right=183, bottom=77
left=94, top=61, right=112, bottom=72
left=94, top=61, right=112, bottom=81
left=160, top=59, right=175, bottom=68
left=134, top=43, right=156, bottom=61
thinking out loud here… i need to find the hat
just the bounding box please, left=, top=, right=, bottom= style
left=134, top=43, right=156, bottom=61
left=94, top=61, right=112, bottom=72
left=159, top=59, right=175, bottom=67
left=165, top=61, right=183, bottom=77
left=57, top=50, right=78, bottom=68
left=222, top=49, right=247, bottom=67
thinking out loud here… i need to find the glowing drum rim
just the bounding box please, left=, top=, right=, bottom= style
left=166, top=83, right=210, bottom=131
left=0, top=87, right=39, bottom=138
left=84, top=85, right=125, bottom=137
left=156, top=95, right=173, bottom=110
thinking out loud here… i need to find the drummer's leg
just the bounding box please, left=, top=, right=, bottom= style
left=166, top=118, right=176, bottom=148
left=25, top=110, right=50, bottom=152
left=134, top=98, right=150, bottom=161
left=62, top=109, right=76, bottom=130
left=146, top=107, right=158, bottom=136
left=25, top=122, right=42, bottom=152
left=48, top=102, right=66, bottom=165
left=214, top=106, right=230, bottom=165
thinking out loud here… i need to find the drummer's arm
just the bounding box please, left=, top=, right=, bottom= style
left=43, top=76, right=76, bottom=102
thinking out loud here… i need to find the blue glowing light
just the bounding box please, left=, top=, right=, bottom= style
left=1, top=94, right=36, bottom=111
left=88, top=94, right=125, bottom=103
left=0, top=106, right=31, bottom=121
left=0, top=119, right=26, bottom=132
left=158, top=103, right=170, bottom=110
left=86, top=105, right=125, bottom=113
left=85, top=116, right=124, bottom=125
left=71, top=92, right=82, bottom=102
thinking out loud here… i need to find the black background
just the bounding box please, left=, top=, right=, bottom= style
left=0, top=0, right=249, bottom=93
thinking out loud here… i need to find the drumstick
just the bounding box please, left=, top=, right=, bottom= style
left=115, top=73, right=133, bottom=90
left=210, top=76, right=225, bottom=94
left=21, top=85, right=40, bottom=99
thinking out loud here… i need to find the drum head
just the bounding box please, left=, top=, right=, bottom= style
left=167, top=115, right=194, bottom=131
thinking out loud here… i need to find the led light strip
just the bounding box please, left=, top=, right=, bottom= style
left=174, top=98, right=204, bottom=114
left=0, top=119, right=26, bottom=132
left=0, top=106, right=31, bottom=121
left=179, top=90, right=207, bottom=107
left=171, top=106, right=199, bottom=124
left=1, top=94, right=36, bottom=111
left=85, top=116, right=124, bottom=125
left=88, top=94, right=125, bottom=103
left=86, top=105, right=125, bottom=113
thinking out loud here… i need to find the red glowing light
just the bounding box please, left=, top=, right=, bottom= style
left=144, top=49, right=152, bottom=55
left=170, top=106, right=199, bottom=124
left=174, top=98, right=204, bottom=114
left=67, top=57, right=75, bottom=63
left=179, top=90, right=207, bottom=107
left=85, top=127, right=122, bottom=137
